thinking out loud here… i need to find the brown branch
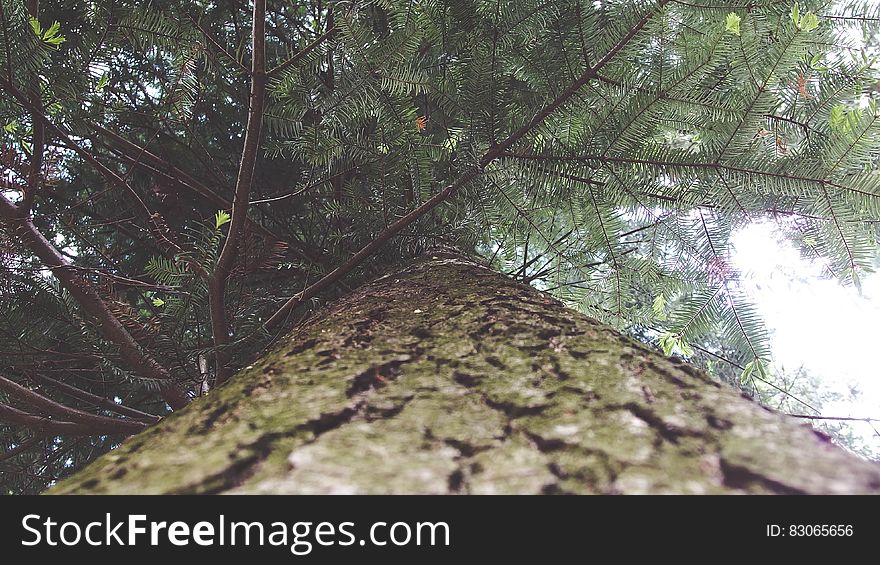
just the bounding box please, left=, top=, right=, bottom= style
left=66, top=265, right=179, bottom=291
left=0, top=434, right=44, bottom=463
left=0, top=1, right=12, bottom=81
left=263, top=0, right=670, bottom=331
left=0, top=74, right=181, bottom=253
left=40, top=185, right=165, bottom=257
left=211, top=0, right=267, bottom=385
left=0, top=195, right=189, bottom=409
left=189, top=15, right=250, bottom=75
left=500, top=152, right=880, bottom=200
left=0, top=403, right=116, bottom=436
left=267, top=25, right=336, bottom=78
left=91, top=123, right=227, bottom=205
left=25, top=373, right=161, bottom=424
left=264, top=167, right=481, bottom=330
left=90, top=122, right=321, bottom=263
left=820, top=14, right=880, bottom=23
left=0, top=374, right=148, bottom=434
left=19, top=0, right=44, bottom=214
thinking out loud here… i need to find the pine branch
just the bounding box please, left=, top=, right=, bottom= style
left=0, top=75, right=184, bottom=254
left=490, top=178, right=589, bottom=283
left=91, top=122, right=321, bottom=264
left=0, top=403, right=121, bottom=436
left=587, top=182, right=622, bottom=320
left=25, top=373, right=161, bottom=424
left=501, top=152, right=880, bottom=202
left=697, top=209, right=763, bottom=362
left=0, top=374, right=148, bottom=434
left=0, top=2, right=11, bottom=81
left=268, top=25, right=336, bottom=78
left=190, top=15, right=250, bottom=75
left=0, top=434, right=44, bottom=464
left=0, top=195, right=189, bottom=409
left=19, top=0, right=43, bottom=214
left=787, top=414, right=880, bottom=423
left=819, top=183, right=856, bottom=269
left=713, top=28, right=801, bottom=162
left=211, top=0, right=267, bottom=385
left=264, top=0, right=672, bottom=331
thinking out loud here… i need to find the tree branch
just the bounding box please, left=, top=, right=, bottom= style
left=267, top=25, right=336, bottom=78
left=190, top=15, right=250, bottom=75
left=0, top=2, right=12, bottom=81
left=0, top=374, right=148, bottom=434
left=90, top=122, right=322, bottom=264
left=501, top=152, right=880, bottom=200
left=19, top=0, right=44, bottom=214
left=263, top=0, right=670, bottom=331
left=25, top=373, right=160, bottom=424
left=0, top=74, right=181, bottom=254
left=0, top=434, right=44, bottom=463
left=0, top=403, right=117, bottom=436
left=0, top=194, right=189, bottom=409
left=787, top=414, right=880, bottom=423
left=211, top=0, right=267, bottom=385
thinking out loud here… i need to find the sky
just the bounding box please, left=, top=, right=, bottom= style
left=722, top=9, right=880, bottom=457
left=731, top=221, right=880, bottom=456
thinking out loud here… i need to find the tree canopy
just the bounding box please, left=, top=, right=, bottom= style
left=1, top=0, right=879, bottom=493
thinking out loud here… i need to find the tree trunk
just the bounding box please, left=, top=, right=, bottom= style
left=51, top=252, right=880, bottom=494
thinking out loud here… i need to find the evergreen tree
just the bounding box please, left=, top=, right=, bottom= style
left=1, top=0, right=879, bottom=493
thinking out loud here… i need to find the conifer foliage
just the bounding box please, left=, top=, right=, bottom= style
left=1, top=0, right=878, bottom=492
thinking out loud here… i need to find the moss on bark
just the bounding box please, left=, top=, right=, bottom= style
left=51, top=252, right=880, bottom=494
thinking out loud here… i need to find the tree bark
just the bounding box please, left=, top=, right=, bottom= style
left=50, top=252, right=880, bottom=494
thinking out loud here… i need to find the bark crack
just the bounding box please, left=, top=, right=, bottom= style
left=189, top=401, right=366, bottom=494
left=719, top=458, right=808, bottom=495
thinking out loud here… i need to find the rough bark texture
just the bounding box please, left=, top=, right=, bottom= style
left=51, top=252, right=880, bottom=494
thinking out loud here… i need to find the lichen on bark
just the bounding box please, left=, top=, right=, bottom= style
left=51, top=252, right=880, bottom=494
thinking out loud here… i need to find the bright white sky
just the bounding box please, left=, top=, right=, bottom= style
left=731, top=221, right=880, bottom=456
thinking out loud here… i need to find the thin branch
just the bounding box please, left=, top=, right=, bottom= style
left=786, top=414, right=880, bottom=423
left=713, top=29, right=800, bottom=162
left=211, top=0, right=267, bottom=385
left=25, top=373, right=161, bottom=424
left=90, top=122, right=321, bottom=263
left=820, top=14, right=880, bottom=23
left=686, top=342, right=820, bottom=413
left=0, top=374, right=148, bottom=434
left=0, top=403, right=114, bottom=436
left=501, top=152, right=880, bottom=201
left=587, top=182, right=622, bottom=320
left=820, top=183, right=856, bottom=270
left=0, top=74, right=182, bottom=253
left=263, top=0, right=671, bottom=331
left=190, top=15, right=250, bottom=75
left=267, top=25, right=336, bottom=78
left=0, top=1, right=11, bottom=81
left=20, top=0, right=44, bottom=214
left=0, top=194, right=189, bottom=409
left=0, top=435, right=44, bottom=464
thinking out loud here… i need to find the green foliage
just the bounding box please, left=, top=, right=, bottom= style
left=652, top=294, right=667, bottom=321
left=724, top=12, right=741, bottom=36
left=214, top=210, right=231, bottom=230
left=740, top=358, right=768, bottom=385
left=659, top=331, right=694, bottom=358
left=29, top=17, right=65, bottom=46
left=95, top=72, right=109, bottom=93
left=1, top=0, right=879, bottom=493
left=799, top=11, right=820, bottom=32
